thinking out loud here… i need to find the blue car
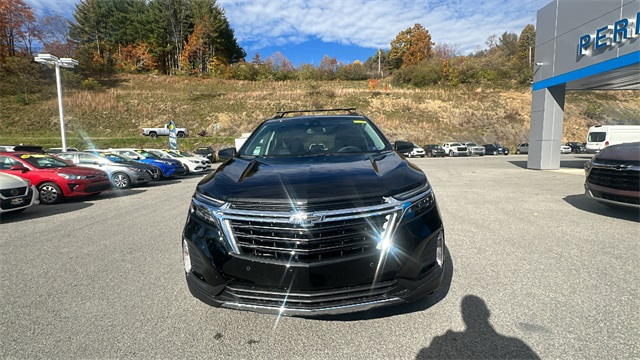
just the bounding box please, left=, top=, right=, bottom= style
left=108, top=149, right=186, bottom=179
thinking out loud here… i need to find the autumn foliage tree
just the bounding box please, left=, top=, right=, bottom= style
left=0, top=0, right=37, bottom=60
left=388, top=24, right=433, bottom=71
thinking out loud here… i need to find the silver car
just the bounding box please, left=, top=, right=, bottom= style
left=464, top=142, right=485, bottom=156
left=0, top=172, right=39, bottom=213
left=56, top=152, right=152, bottom=189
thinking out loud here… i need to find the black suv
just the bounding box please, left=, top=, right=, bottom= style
left=584, top=142, right=640, bottom=208
left=182, top=109, right=446, bottom=316
left=424, top=144, right=446, bottom=157
left=483, top=143, right=509, bottom=155
left=194, top=146, right=216, bottom=162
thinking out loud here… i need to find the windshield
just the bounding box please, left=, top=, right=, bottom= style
left=18, top=154, right=73, bottom=168
left=99, top=153, right=127, bottom=163
left=239, top=117, right=390, bottom=157
left=166, top=151, right=186, bottom=158
left=466, top=142, right=478, bottom=146
left=451, top=143, right=462, bottom=147
left=176, top=150, right=194, bottom=157
left=136, top=150, right=160, bottom=159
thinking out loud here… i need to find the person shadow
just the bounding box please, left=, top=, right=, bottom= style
left=416, top=295, right=540, bottom=360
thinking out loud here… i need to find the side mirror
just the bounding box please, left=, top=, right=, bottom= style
left=10, top=164, right=28, bottom=172
left=394, top=141, right=414, bottom=154
left=217, top=147, right=236, bottom=162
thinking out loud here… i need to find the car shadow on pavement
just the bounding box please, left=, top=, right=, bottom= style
left=143, top=179, right=182, bottom=187
left=308, top=247, right=454, bottom=321
left=0, top=202, right=94, bottom=224
left=564, top=194, right=640, bottom=222
left=509, top=159, right=589, bottom=170
left=95, top=188, right=147, bottom=199
left=415, top=295, right=541, bottom=359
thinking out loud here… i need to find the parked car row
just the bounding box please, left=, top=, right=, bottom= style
left=0, top=146, right=214, bottom=211
left=515, top=142, right=587, bottom=155
left=405, top=143, right=511, bottom=158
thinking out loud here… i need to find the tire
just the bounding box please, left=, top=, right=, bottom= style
left=149, top=166, right=161, bottom=180
left=493, top=150, right=498, bottom=155
left=154, top=166, right=165, bottom=180
left=38, top=182, right=63, bottom=205
left=177, top=132, right=186, bottom=138
left=449, top=151, right=454, bottom=157
left=149, top=132, right=158, bottom=138
left=516, top=149, right=520, bottom=154
left=112, top=172, right=131, bottom=189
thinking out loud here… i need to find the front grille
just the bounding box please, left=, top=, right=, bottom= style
left=229, top=197, right=386, bottom=212
left=221, top=280, right=399, bottom=310
left=0, top=188, right=32, bottom=209
left=0, top=186, right=27, bottom=197
left=588, top=167, right=640, bottom=191
left=231, top=215, right=388, bottom=262
left=456, top=147, right=468, bottom=152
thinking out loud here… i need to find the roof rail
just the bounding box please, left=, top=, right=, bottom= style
left=272, top=108, right=359, bottom=119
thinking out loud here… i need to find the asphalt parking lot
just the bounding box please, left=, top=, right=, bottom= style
left=1, top=154, right=638, bottom=359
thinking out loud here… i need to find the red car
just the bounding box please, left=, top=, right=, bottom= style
left=0, top=152, right=112, bottom=204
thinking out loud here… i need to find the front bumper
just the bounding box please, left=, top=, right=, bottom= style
left=182, top=192, right=445, bottom=316
left=0, top=185, right=39, bottom=213
left=585, top=183, right=640, bottom=208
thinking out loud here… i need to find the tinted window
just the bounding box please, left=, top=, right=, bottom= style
left=588, top=132, right=606, bottom=142
left=18, top=154, right=72, bottom=168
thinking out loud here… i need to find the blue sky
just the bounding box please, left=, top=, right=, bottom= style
left=26, top=0, right=550, bottom=66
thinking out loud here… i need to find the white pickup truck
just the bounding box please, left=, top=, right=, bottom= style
left=141, top=124, right=188, bottom=138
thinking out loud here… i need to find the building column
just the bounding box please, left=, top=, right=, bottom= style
left=528, top=84, right=565, bottom=170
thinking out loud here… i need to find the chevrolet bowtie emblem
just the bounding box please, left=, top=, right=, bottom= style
left=288, top=211, right=325, bottom=226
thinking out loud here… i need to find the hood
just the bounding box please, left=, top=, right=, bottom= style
left=197, top=151, right=427, bottom=203
left=58, top=165, right=108, bottom=177
left=122, top=160, right=154, bottom=169
left=0, top=172, right=29, bottom=188
left=594, top=142, right=640, bottom=163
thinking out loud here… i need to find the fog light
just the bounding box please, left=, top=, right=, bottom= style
left=436, top=231, right=444, bottom=266
left=182, top=239, right=192, bottom=273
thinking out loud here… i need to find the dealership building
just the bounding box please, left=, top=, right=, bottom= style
left=529, top=0, right=639, bottom=169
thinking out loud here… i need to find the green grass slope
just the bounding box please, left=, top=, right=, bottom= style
left=1, top=74, right=638, bottom=151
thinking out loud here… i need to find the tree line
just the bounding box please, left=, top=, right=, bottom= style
left=1, top=0, right=535, bottom=86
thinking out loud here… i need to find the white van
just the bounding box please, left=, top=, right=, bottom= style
left=586, top=125, right=640, bottom=154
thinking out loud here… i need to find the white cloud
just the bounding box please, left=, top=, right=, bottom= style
left=219, top=0, right=548, bottom=54
left=25, top=0, right=548, bottom=56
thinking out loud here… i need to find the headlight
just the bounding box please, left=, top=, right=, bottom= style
left=190, top=192, right=238, bottom=253
left=127, top=167, right=143, bottom=172
left=191, top=192, right=226, bottom=223
left=392, top=182, right=431, bottom=201
left=57, top=173, right=87, bottom=180
left=392, top=182, right=435, bottom=220
left=584, top=160, right=592, bottom=176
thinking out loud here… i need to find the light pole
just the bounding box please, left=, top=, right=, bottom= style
left=34, top=54, right=79, bottom=152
